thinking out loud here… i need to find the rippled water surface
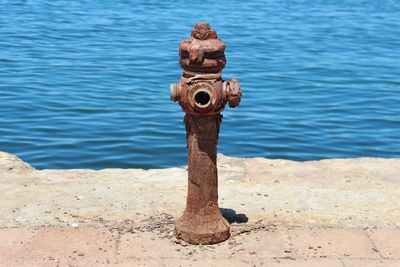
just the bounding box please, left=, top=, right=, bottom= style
left=1, top=1, right=399, bottom=169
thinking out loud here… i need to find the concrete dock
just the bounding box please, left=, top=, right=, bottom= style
left=1, top=151, right=399, bottom=266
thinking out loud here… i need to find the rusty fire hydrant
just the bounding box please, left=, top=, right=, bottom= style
left=170, top=23, right=242, bottom=244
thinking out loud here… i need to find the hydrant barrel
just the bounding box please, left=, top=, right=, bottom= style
left=171, top=23, right=242, bottom=245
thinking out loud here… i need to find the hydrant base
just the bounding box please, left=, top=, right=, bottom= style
left=175, top=212, right=230, bottom=245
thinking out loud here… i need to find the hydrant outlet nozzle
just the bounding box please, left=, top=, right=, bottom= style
left=188, top=82, right=217, bottom=113
left=170, top=83, right=180, bottom=102
left=223, top=78, right=242, bottom=108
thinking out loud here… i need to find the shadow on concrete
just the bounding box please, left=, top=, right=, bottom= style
left=220, top=208, right=248, bottom=224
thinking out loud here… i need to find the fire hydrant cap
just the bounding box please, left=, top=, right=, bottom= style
left=179, top=22, right=226, bottom=73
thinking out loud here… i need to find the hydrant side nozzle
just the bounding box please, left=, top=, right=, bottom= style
left=170, top=83, right=180, bottom=102
left=223, top=78, right=242, bottom=108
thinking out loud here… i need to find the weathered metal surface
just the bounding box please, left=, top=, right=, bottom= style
left=171, top=22, right=242, bottom=244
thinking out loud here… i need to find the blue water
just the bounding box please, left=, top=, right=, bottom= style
left=0, top=1, right=399, bottom=169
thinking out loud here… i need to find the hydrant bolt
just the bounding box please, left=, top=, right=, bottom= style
left=172, top=22, right=242, bottom=245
